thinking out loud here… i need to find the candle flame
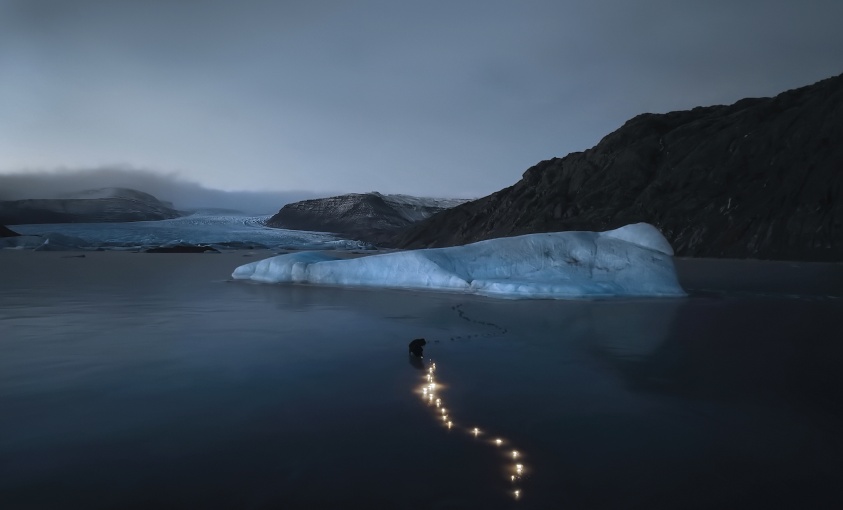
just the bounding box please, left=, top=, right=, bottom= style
left=414, top=358, right=530, bottom=501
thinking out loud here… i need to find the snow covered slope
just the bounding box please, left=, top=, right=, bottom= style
left=7, top=213, right=368, bottom=251
left=232, top=223, right=685, bottom=299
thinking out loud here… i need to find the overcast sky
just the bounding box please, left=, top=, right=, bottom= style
left=1, top=0, right=841, bottom=199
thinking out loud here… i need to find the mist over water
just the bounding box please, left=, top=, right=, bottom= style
left=0, top=167, right=326, bottom=214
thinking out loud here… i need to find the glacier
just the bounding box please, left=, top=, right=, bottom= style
left=232, top=223, right=686, bottom=299
left=6, top=212, right=371, bottom=251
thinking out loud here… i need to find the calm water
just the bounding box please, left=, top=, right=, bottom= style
left=1, top=252, right=842, bottom=509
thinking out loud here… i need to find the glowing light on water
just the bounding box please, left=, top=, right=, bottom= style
left=414, top=359, right=529, bottom=502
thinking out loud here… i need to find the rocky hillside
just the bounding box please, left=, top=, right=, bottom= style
left=0, top=225, right=19, bottom=237
left=396, top=73, right=843, bottom=261
left=0, top=187, right=181, bottom=225
left=267, top=192, right=466, bottom=245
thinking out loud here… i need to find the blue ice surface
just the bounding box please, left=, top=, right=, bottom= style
left=8, top=211, right=370, bottom=251
left=233, top=223, right=687, bottom=299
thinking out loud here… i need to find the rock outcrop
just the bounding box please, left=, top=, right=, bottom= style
left=0, top=225, right=19, bottom=237
left=396, top=73, right=843, bottom=261
left=0, top=187, right=181, bottom=225
left=267, top=192, right=466, bottom=245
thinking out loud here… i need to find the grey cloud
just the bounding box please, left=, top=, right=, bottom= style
left=0, top=167, right=323, bottom=215
left=0, top=1, right=841, bottom=197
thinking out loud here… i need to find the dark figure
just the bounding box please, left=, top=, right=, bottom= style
left=408, top=338, right=426, bottom=358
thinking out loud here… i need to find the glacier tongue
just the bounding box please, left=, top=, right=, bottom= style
left=231, top=223, right=686, bottom=299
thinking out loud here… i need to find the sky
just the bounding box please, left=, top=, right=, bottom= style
left=1, top=0, right=842, bottom=201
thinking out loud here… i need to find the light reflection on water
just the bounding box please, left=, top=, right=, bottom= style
left=415, top=358, right=527, bottom=501
left=1, top=252, right=842, bottom=508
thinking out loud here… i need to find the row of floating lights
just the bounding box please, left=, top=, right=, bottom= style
left=419, top=361, right=526, bottom=500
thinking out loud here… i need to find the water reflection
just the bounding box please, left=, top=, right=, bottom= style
left=408, top=356, right=426, bottom=371
left=415, top=358, right=528, bottom=501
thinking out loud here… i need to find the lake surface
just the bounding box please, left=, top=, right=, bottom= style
left=1, top=252, right=842, bottom=509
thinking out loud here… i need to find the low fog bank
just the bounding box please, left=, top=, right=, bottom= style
left=0, top=167, right=325, bottom=215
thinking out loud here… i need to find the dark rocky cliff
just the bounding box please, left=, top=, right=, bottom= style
left=267, top=192, right=466, bottom=245
left=0, top=225, right=19, bottom=237
left=396, top=73, right=843, bottom=261
left=0, top=188, right=181, bottom=225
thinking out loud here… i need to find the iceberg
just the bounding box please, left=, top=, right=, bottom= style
left=231, top=223, right=686, bottom=299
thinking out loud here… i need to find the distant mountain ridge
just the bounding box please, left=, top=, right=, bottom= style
left=266, top=192, right=467, bottom=244
left=60, top=187, right=176, bottom=208
left=0, top=187, right=181, bottom=225
left=396, top=72, right=843, bottom=261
